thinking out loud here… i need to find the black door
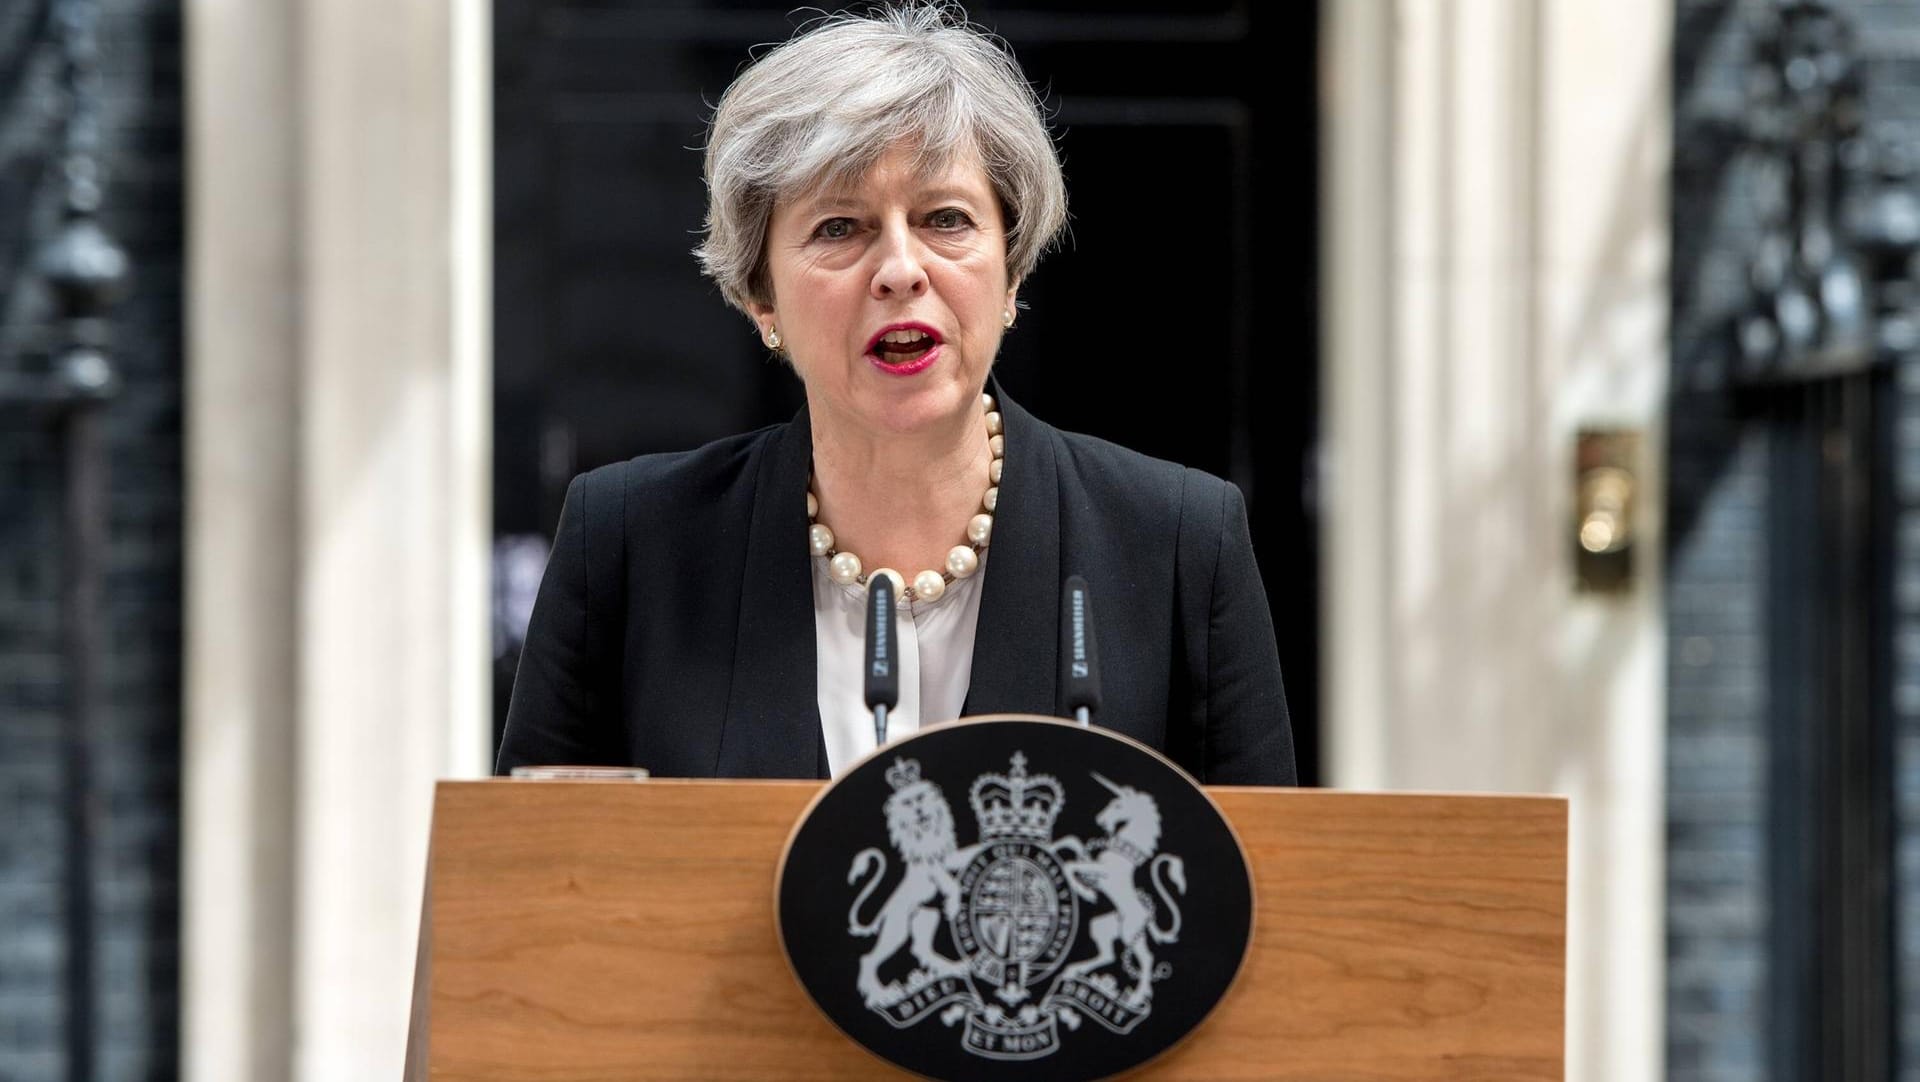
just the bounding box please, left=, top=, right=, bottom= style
left=492, top=1, right=1321, bottom=782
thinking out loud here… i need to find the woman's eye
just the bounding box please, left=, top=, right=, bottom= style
left=815, top=218, right=855, bottom=240
left=929, top=208, right=973, bottom=230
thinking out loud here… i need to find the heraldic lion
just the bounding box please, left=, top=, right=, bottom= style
left=846, top=760, right=972, bottom=1006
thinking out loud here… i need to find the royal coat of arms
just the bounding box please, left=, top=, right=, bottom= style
left=844, top=752, right=1189, bottom=1061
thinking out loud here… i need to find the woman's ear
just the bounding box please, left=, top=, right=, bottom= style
left=746, top=300, right=778, bottom=346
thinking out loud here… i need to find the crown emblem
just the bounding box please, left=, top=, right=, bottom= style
left=968, top=752, right=1063, bottom=842
left=885, top=757, right=924, bottom=791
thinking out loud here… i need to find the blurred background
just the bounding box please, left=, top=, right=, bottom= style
left=0, top=0, right=1915, bottom=1079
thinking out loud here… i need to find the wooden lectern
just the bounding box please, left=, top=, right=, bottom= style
left=406, top=780, right=1565, bottom=1080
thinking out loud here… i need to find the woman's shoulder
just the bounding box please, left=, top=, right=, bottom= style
left=566, top=421, right=789, bottom=522
left=1042, top=420, right=1240, bottom=525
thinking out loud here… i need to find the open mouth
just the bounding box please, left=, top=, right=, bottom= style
left=866, top=325, right=941, bottom=371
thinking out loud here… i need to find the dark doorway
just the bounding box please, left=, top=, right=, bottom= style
left=492, top=1, right=1321, bottom=783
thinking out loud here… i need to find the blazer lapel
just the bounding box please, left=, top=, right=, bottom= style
left=714, top=407, right=827, bottom=778
left=715, top=384, right=1063, bottom=774
left=962, top=379, right=1063, bottom=718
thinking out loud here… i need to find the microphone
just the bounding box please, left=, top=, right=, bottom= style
left=864, top=572, right=900, bottom=747
left=1060, top=574, right=1102, bottom=725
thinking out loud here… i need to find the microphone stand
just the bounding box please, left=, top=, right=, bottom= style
left=864, top=574, right=900, bottom=748
left=1061, top=575, right=1102, bottom=728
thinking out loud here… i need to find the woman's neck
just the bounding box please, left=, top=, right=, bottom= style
left=808, top=397, right=994, bottom=580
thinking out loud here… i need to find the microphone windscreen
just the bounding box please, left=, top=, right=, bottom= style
left=1060, top=574, right=1103, bottom=715
left=864, top=574, right=900, bottom=711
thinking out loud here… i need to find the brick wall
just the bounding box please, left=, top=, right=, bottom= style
left=1864, top=4, right=1920, bottom=1068
left=1664, top=397, right=1770, bottom=1081
left=1669, top=8, right=1772, bottom=1076
left=1899, top=300, right=1920, bottom=1082
left=0, top=1, right=182, bottom=1079
left=1670, top=2, right=1920, bottom=1080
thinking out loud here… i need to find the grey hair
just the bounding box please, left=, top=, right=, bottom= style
left=694, top=3, right=1068, bottom=316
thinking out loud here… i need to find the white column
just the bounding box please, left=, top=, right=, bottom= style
left=183, top=0, right=491, bottom=1077
left=183, top=0, right=300, bottom=1077
left=1321, top=0, right=1396, bottom=792
left=295, top=0, right=491, bottom=1077
left=1536, top=8, right=1669, bottom=1075
left=1322, top=3, right=1668, bottom=1080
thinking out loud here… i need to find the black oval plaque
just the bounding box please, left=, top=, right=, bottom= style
left=777, top=716, right=1254, bottom=1082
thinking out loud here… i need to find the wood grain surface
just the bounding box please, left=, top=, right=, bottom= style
left=423, top=780, right=1565, bottom=1080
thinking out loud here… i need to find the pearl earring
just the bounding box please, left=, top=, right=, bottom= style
left=767, top=328, right=782, bottom=350
left=1002, top=309, right=1015, bottom=329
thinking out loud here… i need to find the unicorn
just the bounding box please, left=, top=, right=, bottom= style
left=1056, top=774, right=1186, bottom=1006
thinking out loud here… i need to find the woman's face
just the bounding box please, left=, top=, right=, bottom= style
left=751, top=145, right=1018, bottom=440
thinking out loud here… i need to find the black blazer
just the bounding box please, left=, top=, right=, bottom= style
left=497, top=383, right=1296, bottom=784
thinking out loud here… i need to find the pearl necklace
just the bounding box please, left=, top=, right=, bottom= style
left=807, top=392, right=1004, bottom=604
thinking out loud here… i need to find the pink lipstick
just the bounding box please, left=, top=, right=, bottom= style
left=865, top=322, right=942, bottom=376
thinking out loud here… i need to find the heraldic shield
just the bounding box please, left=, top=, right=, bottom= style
left=777, top=716, right=1255, bottom=1082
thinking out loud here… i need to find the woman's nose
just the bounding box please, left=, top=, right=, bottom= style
left=869, top=221, right=929, bottom=299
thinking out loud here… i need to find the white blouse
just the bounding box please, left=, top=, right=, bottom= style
left=812, top=550, right=988, bottom=776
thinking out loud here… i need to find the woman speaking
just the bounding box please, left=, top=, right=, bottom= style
left=497, top=5, right=1296, bottom=785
